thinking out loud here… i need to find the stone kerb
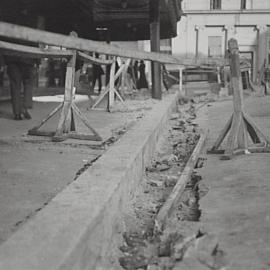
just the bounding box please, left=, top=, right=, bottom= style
left=0, top=91, right=180, bottom=270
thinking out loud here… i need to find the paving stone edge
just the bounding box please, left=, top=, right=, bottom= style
left=0, top=91, right=180, bottom=270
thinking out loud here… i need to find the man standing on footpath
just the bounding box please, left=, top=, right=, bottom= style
left=1, top=2, right=40, bottom=120
left=92, top=53, right=104, bottom=94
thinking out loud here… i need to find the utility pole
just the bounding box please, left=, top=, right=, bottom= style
left=150, top=0, right=162, bottom=99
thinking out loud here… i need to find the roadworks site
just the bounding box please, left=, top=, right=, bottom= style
left=4, top=89, right=260, bottom=270
left=113, top=102, right=228, bottom=270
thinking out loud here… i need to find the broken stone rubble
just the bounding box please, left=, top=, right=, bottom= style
left=117, top=102, right=227, bottom=270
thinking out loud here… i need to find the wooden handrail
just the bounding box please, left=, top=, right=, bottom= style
left=77, top=51, right=113, bottom=65
left=0, top=40, right=73, bottom=59
left=0, top=22, right=230, bottom=67
left=0, top=22, right=181, bottom=64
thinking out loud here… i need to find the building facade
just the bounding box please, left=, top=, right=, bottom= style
left=172, top=0, right=270, bottom=80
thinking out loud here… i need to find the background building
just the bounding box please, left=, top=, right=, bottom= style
left=172, top=0, right=270, bottom=81
left=0, top=0, right=182, bottom=98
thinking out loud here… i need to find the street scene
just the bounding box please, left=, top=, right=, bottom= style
left=0, top=0, right=270, bottom=269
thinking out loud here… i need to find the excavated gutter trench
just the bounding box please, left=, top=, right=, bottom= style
left=116, top=103, right=228, bottom=270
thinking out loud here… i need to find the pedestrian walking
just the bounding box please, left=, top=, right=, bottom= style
left=0, top=54, right=4, bottom=88
left=6, top=59, right=36, bottom=120
left=92, top=53, right=104, bottom=94
left=133, top=60, right=139, bottom=88
left=137, top=60, right=148, bottom=89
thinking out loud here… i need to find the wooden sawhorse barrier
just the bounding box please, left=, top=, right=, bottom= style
left=208, top=38, right=270, bottom=159
left=30, top=50, right=107, bottom=141
left=91, top=58, right=131, bottom=112
left=0, top=34, right=103, bottom=142
left=0, top=22, right=230, bottom=128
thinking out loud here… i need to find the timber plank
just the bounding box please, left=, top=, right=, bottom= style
left=211, top=114, right=233, bottom=151
left=0, top=40, right=72, bottom=59
left=0, top=22, right=227, bottom=66
left=155, top=131, right=207, bottom=231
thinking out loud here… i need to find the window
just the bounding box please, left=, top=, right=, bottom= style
left=210, top=0, right=221, bottom=10
left=241, top=0, right=252, bottom=10
left=240, top=51, right=254, bottom=80
left=208, top=36, right=222, bottom=57
left=241, top=0, right=246, bottom=9
left=160, top=39, right=172, bottom=54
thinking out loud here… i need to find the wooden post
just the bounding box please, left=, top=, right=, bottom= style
left=54, top=32, right=77, bottom=138
left=223, top=26, right=229, bottom=56
left=150, top=0, right=162, bottom=100
left=224, top=39, right=245, bottom=156
left=195, top=26, right=199, bottom=61
left=179, top=66, right=183, bottom=94
left=91, top=58, right=128, bottom=111
left=108, top=60, right=116, bottom=110
left=217, top=67, right=221, bottom=84
left=27, top=33, right=102, bottom=142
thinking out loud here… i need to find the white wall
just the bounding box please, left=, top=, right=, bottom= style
left=172, top=0, right=270, bottom=80
left=222, top=0, right=242, bottom=10
left=182, top=0, right=270, bottom=11
left=173, top=13, right=270, bottom=56
left=183, top=0, right=209, bottom=10
left=253, top=0, right=270, bottom=10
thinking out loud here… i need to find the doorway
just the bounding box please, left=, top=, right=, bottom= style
left=239, top=51, right=254, bottom=81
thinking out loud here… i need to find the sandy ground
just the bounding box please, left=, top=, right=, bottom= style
left=0, top=89, right=176, bottom=245
left=195, top=94, right=270, bottom=270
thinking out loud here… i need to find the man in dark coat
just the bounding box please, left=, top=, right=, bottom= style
left=92, top=53, right=104, bottom=94
left=137, top=60, right=148, bottom=89
left=1, top=2, right=39, bottom=120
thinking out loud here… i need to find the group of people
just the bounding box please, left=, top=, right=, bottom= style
left=87, top=58, right=149, bottom=95
left=130, top=60, right=149, bottom=90
left=91, top=53, right=105, bottom=94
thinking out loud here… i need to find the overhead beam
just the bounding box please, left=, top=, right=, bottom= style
left=0, top=40, right=72, bottom=59
left=0, top=22, right=181, bottom=65
left=0, top=22, right=228, bottom=68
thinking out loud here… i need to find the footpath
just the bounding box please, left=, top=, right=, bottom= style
left=195, top=95, right=270, bottom=270
left=0, top=88, right=180, bottom=270
left=0, top=94, right=144, bottom=245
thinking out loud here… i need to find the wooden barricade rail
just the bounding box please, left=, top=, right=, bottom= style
left=0, top=22, right=227, bottom=66
left=0, top=22, right=181, bottom=65
left=0, top=21, right=228, bottom=141
left=0, top=40, right=73, bottom=59
left=77, top=51, right=114, bottom=65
